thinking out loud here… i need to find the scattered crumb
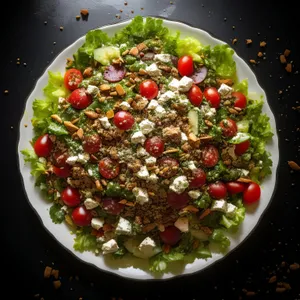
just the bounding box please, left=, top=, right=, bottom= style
left=53, top=280, right=62, bottom=289
left=124, top=1, right=128, bottom=5
left=287, top=161, right=300, bottom=171
left=279, top=54, right=287, bottom=64
left=246, top=39, right=252, bottom=45
left=141, top=7, right=144, bottom=10
left=76, top=15, right=81, bottom=20
left=278, top=90, right=283, bottom=94
left=120, top=9, right=123, bottom=13
left=51, top=269, right=60, bottom=279
left=24, top=124, right=28, bottom=127
left=268, top=275, right=277, bottom=283
left=289, top=263, right=300, bottom=270
left=285, top=63, right=292, bottom=73
left=232, top=25, right=235, bottom=29
left=232, top=38, right=238, bottom=45
left=257, top=51, right=263, bottom=57
left=284, top=49, right=291, bottom=57
left=80, top=8, right=89, bottom=16
left=260, top=41, right=267, bottom=47
left=131, top=10, right=134, bottom=13
left=249, top=59, right=256, bottom=64
left=44, top=266, right=52, bottom=278
left=276, top=37, right=280, bottom=41
left=4, top=90, right=9, bottom=94
left=44, top=21, right=47, bottom=25
left=59, top=26, right=64, bottom=31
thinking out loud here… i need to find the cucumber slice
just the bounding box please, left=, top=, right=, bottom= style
left=94, top=46, right=120, bottom=65
left=236, top=119, right=250, bottom=133
left=188, top=108, right=199, bottom=135
left=228, top=132, right=250, bottom=144
left=190, top=229, right=209, bottom=241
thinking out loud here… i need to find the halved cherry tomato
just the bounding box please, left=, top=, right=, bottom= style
left=243, top=182, right=261, bottom=204
left=139, top=79, right=158, bottom=100
left=201, top=145, right=219, bottom=168
left=167, top=191, right=189, bottom=209
left=208, top=181, right=227, bottom=199
left=98, top=157, right=120, bottom=179
left=188, top=85, right=203, bottom=106
left=235, top=140, right=251, bottom=156
left=204, top=87, right=220, bottom=108
left=232, top=91, right=247, bottom=109
left=67, top=88, right=92, bottom=109
left=61, top=186, right=81, bottom=207
left=144, top=136, right=165, bottom=157
left=52, top=165, right=71, bottom=178
left=159, top=226, right=181, bottom=246
left=157, top=157, right=179, bottom=178
left=189, top=168, right=207, bottom=188
left=33, top=134, right=53, bottom=157
left=82, top=134, right=102, bottom=154
left=219, top=118, right=238, bottom=137
left=102, top=198, right=124, bottom=215
left=71, top=206, right=92, bottom=226
left=113, top=111, right=135, bottom=130
left=64, top=68, right=83, bottom=91
left=226, top=182, right=246, bottom=194
left=178, top=55, right=194, bottom=76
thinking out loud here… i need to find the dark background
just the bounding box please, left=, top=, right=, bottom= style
left=1, top=0, right=299, bottom=299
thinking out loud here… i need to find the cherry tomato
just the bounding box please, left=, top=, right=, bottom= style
left=139, top=79, right=159, bottom=100
left=243, top=182, right=261, bottom=204
left=177, top=55, right=194, bottom=76
left=219, top=118, right=238, bottom=137
left=225, top=182, right=246, bottom=194
left=82, top=134, right=102, bottom=154
left=189, top=168, right=207, bottom=188
left=52, top=165, right=71, bottom=178
left=34, top=134, right=53, bottom=157
left=235, top=140, right=251, bottom=156
left=67, top=88, right=92, bottom=109
left=204, top=87, right=220, bottom=108
left=113, top=111, right=135, bottom=130
left=102, top=198, right=125, bottom=215
left=71, top=206, right=92, bottom=226
left=64, top=68, right=83, bottom=91
left=144, top=136, right=165, bottom=157
left=98, top=157, right=120, bottom=179
left=53, top=151, right=68, bottom=167
left=157, top=157, right=179, bottom=178
left=232, top=91, right=247, bottom=109
left=159, top=226, right=181, bottom=246
left=208, top=181, right=227, bottom=199
left=201, top=145, right=219, bottom=168
left=61, top=186, right=81, bottom=207
left=188, top=85, right=203, bottom=106
left=167, top=191, right=189, bottom=209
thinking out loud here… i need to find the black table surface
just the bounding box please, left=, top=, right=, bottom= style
left=2, top=0, right=300, bottom=299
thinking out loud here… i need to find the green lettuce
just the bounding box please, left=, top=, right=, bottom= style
left=73, top=228, right=97, bottom=253
left=220, top=207, right=246, bottom=229
left=176, top=36, right=202, bottom=61
left=20, top=149, right=47, bottom=179
left=234, top=79, right=248, bottom=95
left=209, top=229, right=230, bottom=251
left=49, top=204, right=65, bottom=224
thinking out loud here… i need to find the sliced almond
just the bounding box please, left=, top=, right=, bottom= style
left=121, top=49, right=129, bottom=56
left=51, top=114, right=62, bottom=123
left=115, top=84, right=126, bottom=96
left=279, top=54, right=287, bottom=64
left=283, top=49, right=291, bottom=57
left=100, top=84, right=111, bottom=91
left=204, top=120, right=213, bottom=127
left=288, top=161, right=300, bottom=170
left=228, top=107, right=239, bottom=114
left=142, top=223, right=156, bottom=233
left=64, top=121, right=79, bottom=133
left=84, top=110, right=99, bottom=119
left=44, top=266, right=52, bottom=278
left=106, top=109, right=114, bottom=119
left=199, top=135, right=213, bottom=142
left=136, top=42, right=147, bottom=51
left=71, top=118, right=79, bottom=124
left=181, top=205, right=199, bottom=213
left=76, top=128, right=84, bottom=139
left=129, top=46, right=139, bottom=56
left=138, top=69, right=148, bottom=75
left=95, top=180, right=103, bottom=191
left=237, top=177, right=253, bottom=183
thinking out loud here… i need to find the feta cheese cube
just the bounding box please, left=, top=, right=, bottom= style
left=91, top=217, right=104, bottom=230
left=158, top=91, right=176, bottom=104
left=169, top=176, right=189, bottom=194
left=139, top=119, right=155, bottom=135
left=132, top=187, right=149, bottom=205
left=155, top=105, right=166, bottom=118
left=187, top=161, right=197, bottom=171
left=148, top=173, right=158, bottom=183
left=119, top=101, right=131, bottom=110
left=178, top=76, right=194, bottom=92
left=136, top=166, right=150, bottom=180
left=77, top=153, right=89, bottom=164
left=88, top=169, right=93, bottom=176
left=102, top=239, right=119, bottom=254
left=211, top=199, right=228, bottom=212
left=145, top=156, right=156, bottom=166
left=179, top=98, right=189, bottom=106
left=84, top=198, right=99, bottom=210
left=136, top=146, right=149, bottom=158
left=226, top=203, right=238, bottom=218
left=131, top=131, right=146, bottom=144
left=147, top=99, right=159, bottom=110
left=174, top=217, right=189, bottom=232
left=99, top=117, right=111, bottom=129
left=205, top=108, right=216, bottom=120
left=146, top=63, right=161, bottom=77
left=86, top=85, right=99, bottom=96
left=138, top=237, right=157, bottom=257
left=237, top=168, right=250, bottom=176
left=154, top=53, right=172, bottom=63
left=115, top=217, right=132, bottom=235
left=218, top=83, right=233, bottom=99
left=181, top=132, right=188, bottom=142
left=188, top=190, right=201, bottom=199
left=66, top=155, right=78, bottom=165
left=168, top=78, right=180, bottom=91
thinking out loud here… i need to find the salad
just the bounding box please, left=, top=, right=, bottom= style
left=21, top=16, right=273, bottom=273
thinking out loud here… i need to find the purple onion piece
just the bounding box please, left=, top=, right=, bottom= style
left=170, top=55, right=178, bottom=67
left=190, top=66, right=208, bottom=84
left=103, top=65, right=126, bottom=83
left=141, top=52, right=155, bottom=61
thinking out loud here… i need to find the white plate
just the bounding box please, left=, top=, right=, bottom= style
left=17, top=17, right=279, bottom=280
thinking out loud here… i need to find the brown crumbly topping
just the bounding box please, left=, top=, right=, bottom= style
left=232, top=38, right=238, bottom=45
left=44, top=266, right=52, bottom=278
left=288, top=161, right=300, bottom=171
left=283, top=49, right=291, bottom=57
left=285, top=63, right=292, bottom=73
left=249, top=59, right=256, bottom=64
left=279, top=54, right=287, bottom=64
left=246, top=39, right=252, bottom=45
left=257, top=51, right=263, bottom=57
left=80, top=9, right=89, bottom=16
left=260, top=41, right=267, bottom=47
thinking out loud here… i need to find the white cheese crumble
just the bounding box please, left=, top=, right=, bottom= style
left=174, top=217, right=189, bottom=232
left=132, top=187, right=149, bottom=205
left=158, top=91, right=176, bottom=104
left=102, top=239, right=119, bottom=254
left=66, top=155, right=78, bottom=165
left=131, top=131, right=146, bottom=144
left=136, top=165, right=150, bottom=180
left=84, top=198, right=99, bottom=210
left=211, top=199, right=228, bottom=212
left=147, top=99, right=159, bottom=110
left=146, top=63, right=161, bottom=77
left=138, top=237, right=157, bottom=257
left=119, top=101, right=131, bottom=110
left=77, top=153, right=89, bottom=164
left=188, top=190, right=201, bottom=199
left=115, top=217, right=132, bottom=235
left=218, top=83, right=233, bottom=98
left=181, top=132, right=188, bottom=142
left=145, top=156, right=156, bottom=166
left=226, top=203, right=238, bottom=218
left=178, top=76, right=194, bottom=92
left=91, top=217, right=104, bottom=230
left=147, top=173, right=158, bottom=183
left=99, top=117, right=111, bottom=129
left=139, top=119, right=155, bottom=135
left=187, top=161, right=197, bottom=171
left=155, top=105, right=166, bottom=118
left=154, top=53, right=172, bottom=63
left=169, top=176, right=189, bottom=194
left=136, top=146, right=149, bottom=158
left=86, top=85, right=99, bottom=96
left=168, top=78, right=180, bottom=91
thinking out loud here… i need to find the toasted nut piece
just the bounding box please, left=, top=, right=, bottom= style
left=204, top=120, right=213, bottom=127
left=289, top=263, right=300, bottom=270
left=51, top=114, right=62, bottom=123
left=53, top=280, right=62, bottom=289
left=100, top=84, right=111, bottom=91
left=162, top=244, right=171, bottom=254
left=83, top=67, right=93, bottom=77
left=115, top=84, right=126, bottom=96
left=163, top=148, right=179, bottom=154
left=200, top=226, right=213, bottom=235
left=138, top=69, right=148, bottom=75
left=157, top=224, right=165, bottom=232
left=257, top=51, right=263, bottom=57
left=283, top=49, right=291, bottom=57
left=246, top=39, right=252, bottom=44
left=44, top=266, right=52, bottom=278
left=84, top=110, right=99, bottom=119
left=110, top=91, right=118, bottom=96
left=158, top=65, right=171, bottom=72
left=65, top=214, right=74, bottom=226
left=181, top=205, right=199, bottom=213
left=122, top=49, right=129, bottom=56
left=64, top=121, right=79, bottom=132
left=232, top=38, right=238, bottom=45
left=280, top=54, right=287, bottom=64
left=228, top=108, right=239, bottom=114
left=237, top=177, right=252, bottom=183
left=285, top=63, right=292, bottom=73
left=136, top=42, right=147, bottom=51
left=260, top=41, right=267, bottom=47
left=249, top=59, right=256, bottom=64
left=80, top=8, right=89, bottom=15
left=106, top=109, right=114, bottom=119
left=51, top=269, right=59, bottom=279
left=129, top=47, right=139, bottom=56
left=217, top=78, right=233, bottom=86
left=142, top=223, right=156, bottom=233
left=95, top=180, right=103, bottom=191
left=268, top=275, right=277, bottom=283
left=76, top=128, right=84, bottom=139
left=71, top=118, right=79, bottom=124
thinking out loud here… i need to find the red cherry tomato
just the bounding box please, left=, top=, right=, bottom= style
left=61, top=186, right=81, bottom=207
left=139, top=79, right=159, bottom=100
left=64, top=68, right=83, bottom=91
left=82, top=134, right=102, bottom=154
left=188, top=85, right=203, bottom=106
left=235, top=140, right=251, bottom=156
left=219, top=118, right=238, bottom=137
left=67, top=88, right=92, bottom=109
left=167, top=191, right=190, bottom=209
left=225, top=182, right=246, bottom=194
left=144, top=136, right=165, bottom=157
left=71, top=206, right=92, bottom=226
left=204, top=87, right=220, bottom=108
left=53, top=151, right=68, bottom=167
left=243, top=182, right=261, bottom=204
left=157, top=157, right=179, bottom=178
left=52, top=165, right=71, bottom=178
left=159, top=226, right=181, bottom=246
left=102, top=198, right=124, bottom=215
left=177, top=55, right=194, bottom=76
left=189, top=168, right=207, bottom=188
left=201, top=145, right=219, bottom=168
left=34, top=134, right=53, bottom=157
left=113, top=111, right=135, bottom=130
left=232, top=91, right=247, bottom=109
left=98, top=157, right=120, bottom=179
left=207, top=181, right=227, bottom=199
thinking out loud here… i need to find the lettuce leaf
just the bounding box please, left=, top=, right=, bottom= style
left=209, top=228, right=230, bottom=251
left=73, top=228, right=97, bottom=253
left=234, top=79, right=248, bottom=95
left=220, top=207, right=245, bottom=229
left=49, top=203, right=65, bottom=224
left=20, top=149, right=47, bottom=179
left=176, top=36, right=202, bottom=61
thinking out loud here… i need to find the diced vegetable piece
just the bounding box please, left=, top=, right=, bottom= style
left=94, top=46, right=120, bottom=65
left=188, top=108, right=199, bottom=135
